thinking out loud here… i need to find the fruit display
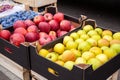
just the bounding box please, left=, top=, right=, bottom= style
left=0, top=4, right=13, bottom=13
left=0, top=10, right=38, bottom=29
left=37, top=24, right=120, bottom=71
left=0, top=11, right=80, bottom=47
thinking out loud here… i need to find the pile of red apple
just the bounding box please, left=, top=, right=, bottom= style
left=0, top=12, right=76, bottom=46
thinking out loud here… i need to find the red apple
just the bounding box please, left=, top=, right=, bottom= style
left=39, top=35, right=51, bottom=45
left=44, top=13, right=53, bottom=21
left=49, top=20, right=59, bottom=31
left=14, top=27, right=27, bottom=36
left=10, top=33, right=25, bottom=46
left=38, top=22, right=51, bottom=33
left=0, top=30, right=11, bottom=40
left=33, top=15, right=45, bottom=25
left=25, top=32, right=39, bottom=42
left=13, top=20, right=27, bottom=29
left=57, top=31, right=68, bottom=37
left=49, top=31, right=57, bottom=40
left=60, top=20, right=71, bottom=31
left=24, top=19, right=35, bottom=27
left=27, top=25, right=38, bottom=33
left=70, top=25, right=75, bottom=31
left=39, top=32, right=48, bottom=38
left=53, top=12, right=64, bottom=22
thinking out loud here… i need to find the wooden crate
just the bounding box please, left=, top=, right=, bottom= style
left=0, top=54, right=30, bottom=80
left=13, top=0, right=57, bottom=7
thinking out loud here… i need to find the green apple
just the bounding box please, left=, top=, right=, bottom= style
left=110, top=44, right=120, bottom=53
left=95, top=27, right=103, bottom=35
left=103, top=35, right=113, bottom=42
left=80, top=34, right=89, bottom=40
left=103, top=48, right=117, bottom=59
left=78, top=41, right=91, bottom=52
left=38, top=49, right=49, bottom=57
left=98, top=39, right=109, bottom=47
left=87, top=30, right=98, bottom=37
left=75, top=57, right=86, bottom=64
left=83, top=25, right=94, bottom=32
left=82, top=51, right=95, bottom=61
left=63, top=36, right=73, bottom=45
left=102, top=30, right=113, bottom=37
left=70, top=32, right=79, bottom=40
left=86, top=38, right=97, bottom=47
left=91, top=34, right=101, bottom=41
left=46, top=52, right=58, bottom=62
left=113, top=32, right=120, bottom=40
left=54, top=43, right=65, bottom=54
left=63, top=61, right=75, bottom=70
left=71, top=49, right=81, bottom=58
left=87, top=58, right=102, bottom=70
left=66, top=41, right=78, bottom=49
left=77, top=30, right=86, bottom=37
left=96, top=54, right=108, bottom=64
left=89, top=47, right=102, bottom=55
left=75, top=38, right=84, bottom=45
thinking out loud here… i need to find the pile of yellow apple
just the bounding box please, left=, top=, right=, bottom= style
left=38, top=25, right=120, bottom=71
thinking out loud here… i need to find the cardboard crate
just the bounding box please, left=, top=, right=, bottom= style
left=29, top=19, right=120, bottom=80
left=0, top=35, right=30, bottom=70
left=13, top=0, right=57, bottom=7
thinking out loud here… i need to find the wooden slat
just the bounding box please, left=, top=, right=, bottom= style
left=0, top=54, right=30, bottom=80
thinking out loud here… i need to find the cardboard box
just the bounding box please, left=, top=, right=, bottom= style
left=13, top=0, right=57, bottom=7
left=29, top=19, right=120, bottom=80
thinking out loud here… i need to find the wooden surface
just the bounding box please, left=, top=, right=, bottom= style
left=0, top=54, right=30, bottom=80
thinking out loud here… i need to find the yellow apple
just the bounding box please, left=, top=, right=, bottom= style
left=110, top=39, right=120, bottom=45
left=66, top=41, right=78, bottom=49
left=103, top=35, right=113, bottom=42
left=95, top=27, right=103, bottom=35
left=54, top=43, right=65, bottom=54
left=71, top=49, right=81, bottom=58
left=80, top=34, right=89, bottom=40
left=113, top=32, right=120, bottom=40
left=38, top=49, right=49, bottom=57
left=75, top=57, right=86, bottom=64
left=103, top=48, right=117, bottom=59
left=63, top=61, right=75, bottom=70
left=83, top=25, right=94, bottom=32
left=101, top=46, right=109, bottom=51
left=89, top=47, right=102, bottom=55
left=77, top=30, right=86, bottom=37
left=110, top=44, right=120, bottom=53
left=55, top=60, right=64, bottom=66
left=61, top=50, right=76, bottom=62
left=46, top=52, right=58, bottom=62
left=70, top=32, right=79, bottom=40
left=78, top=41, right=91, bottom=52
left=96, top=54, right=108, bottom=64
left=98, top=39, right=109, bottom=47
left=87, top=30, right=98, bottom=37
left=91, top=34, right=101, bottom=41
left=75, top=38, right=84, bottom=45
left=87, top=58, right=102, bottom=70
left=81, top=51, right=95, bottom=61
left=86, top=38, right=97, bottom=47
left=102, top=30, right=113, bottom=37
left=63, top=36, right=73, bottom=45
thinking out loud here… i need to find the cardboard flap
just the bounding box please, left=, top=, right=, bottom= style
left=82, top=19, right=97, bottom=28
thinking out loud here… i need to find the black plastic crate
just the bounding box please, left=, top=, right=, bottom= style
left=30, top=19, right=120, bottom=80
